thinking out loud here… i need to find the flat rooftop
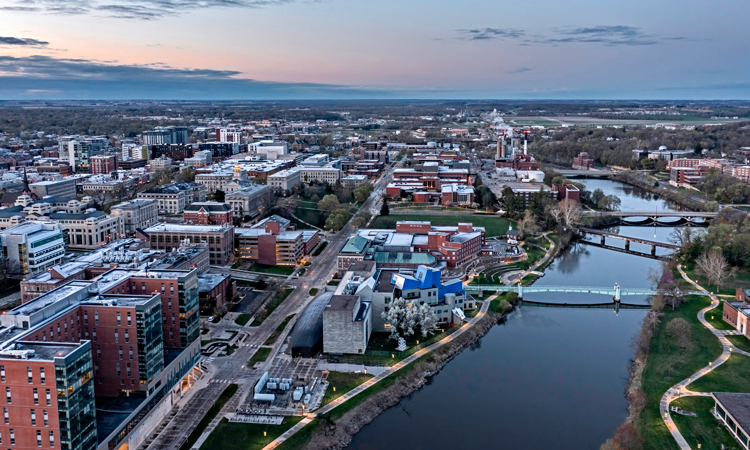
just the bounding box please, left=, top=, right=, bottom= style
left=144, top=223, right=228, bottom=233
left=326, top=295, right=358, bottom=312
left=0, top=342, right=83, bottom=361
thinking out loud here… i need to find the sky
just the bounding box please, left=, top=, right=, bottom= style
left=0, top=0, right=748, bottom=100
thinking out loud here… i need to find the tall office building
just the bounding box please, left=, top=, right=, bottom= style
left=59, top=136, right=108, bottom=173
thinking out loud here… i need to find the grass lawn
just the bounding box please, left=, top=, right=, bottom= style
left=670, top=397, right=739, bottom=450
left=517, top=244, right=547, bottom=270
left=235, top=314, right=251, bottom=326
left=250, top=264, right=296, bottom=276
left=311, top=241, right=328, bottom=256
left=308, top=288, right=319, bottom=296
left=321, top=372, right=374, bottom=406
left=637, top=295, right=723, bottom=450
left=682, top=266, right=750, bottom=297
left=489, top=292, right=518, bottom=314
left=263, top=315, right=295, bottom=346
left=705, top=302, right=736, bottom=331
left=199, top=416, right=303, bottom=450
left=726, top=335, right=750, bottom=353
left=688, top=354, right=750, bottom=393
left=327, top=280, right=340, bottom=286
left=370, top=214, right=512, bottom=237
left=179, top=384, right=238, bottom=450
left=251, top=288, right=294, bottom=326
left=248, top=347, right=272, bottom=365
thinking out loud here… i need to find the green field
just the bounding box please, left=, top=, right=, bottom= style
left=705, top=302, right=735, bottom=330
left=251, top=288, right=294, bottom=326
left=688, top=354, right=750, bottom=393
left=249, top=264, right=296, bottom=275
left=248, top=347, right=272, bottom=365
left=263, top=315, right=295, bottom=346
left=670, top=397, right=738, bottom=450
left=199, top=416, right=303, bottom=450
left=370, top=214, right=512, bottom=237
left=322, top=372, right=374, bottom=406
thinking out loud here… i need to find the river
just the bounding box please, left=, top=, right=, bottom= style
left=346, top=179, right=680, bottom=450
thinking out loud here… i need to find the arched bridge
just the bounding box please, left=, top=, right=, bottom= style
left=580, top=210, right=716, bottom=224
left=578, top=228, right=679, bottom=256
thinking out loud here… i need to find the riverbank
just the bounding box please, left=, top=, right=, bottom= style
left=266, top=298, right=516, bottom=450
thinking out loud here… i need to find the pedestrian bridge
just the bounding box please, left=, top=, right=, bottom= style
left=464, top=284, right=704, bottom=297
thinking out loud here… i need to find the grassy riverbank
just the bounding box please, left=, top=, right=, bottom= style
left=637, top=295, right=723, bottom=450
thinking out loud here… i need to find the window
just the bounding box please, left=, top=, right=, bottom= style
left=161, top=283, right=165, bottom=294
left=6, top=387, right=11, bottom=404
left=126, top=363, right=131, bottom=377
left=94, top=311, right=99, bottom=325
left=33, top=388, right=38, bottom=405
left=170, top=284, right=174, bottom=295
left=45, top=389, right=51, bottom=406
left=129, top=347, right=133, bottom=360
left=119, top=347, right=123, bottom=360
left=168, top=299, right=172, bottom=309
left=43, top=410, right=48, bottom=427
left=116, top=363, right=120, bottom=376
left=84, top=311, right=88, bottom=325
left=94, top=362, right=99, bottom=375
left=171, top=314, right=175, bottom=326
left=116, top=312, right=121, bottom=326
left=96, top=345, right=101, bottom=359
left=92, top=328, right=97, bottom=342
left=125, top=329, right=129, bottom=343
left=9, top=428, right=14, bottom=445
left=31, top=409, right=36, bottom=426
left=3, top=407, right=8, bottom=424
left=27, top=367, right=33, bottom=384
left=39, top=368, right=45, bottom=385
left=49, top=431, right=54, bottom=448
left=169, top=329, right=173, bottom=340
left=1, top=365, right=5, bottom=382
left=127, top=312, right=131, bottom=326
left=114, top=329, right=119, bottom=343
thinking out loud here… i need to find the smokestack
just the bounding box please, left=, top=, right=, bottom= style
left=496, top=141, right=501, bottom=160
left=524, top=139, right=528, bottom=155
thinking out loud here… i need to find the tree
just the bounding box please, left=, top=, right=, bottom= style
left=214, top=189, right=225, bottom=203
left=591, top=188, right=605, bottom=205
left=325, top=208, right=351, bottom=231
left=381, top=297, right=438, bottom=341
left=696, top=251, right=735, bottom=292
left=547, top=198, right=581, bottom=229
left=380, top=197, right=390, bottom=216
left=518, top=210, right=540, bottom=236
left=317, top=194, right=341, bottom=214
left=354, top=184, right=374, bottom=203
left=598, top=195, right=622, bottom=211
left=177, top=168, right=196, bottom=183
left=153, top=168, right=173, bottom=186
left=666, top=318, right=691, bottom=349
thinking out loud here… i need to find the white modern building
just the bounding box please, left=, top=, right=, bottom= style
left=0, top=221, right=66, bottom=275
left=300, top=167, right=341, bottom=185
left=248, top=141, right=288, bottom=159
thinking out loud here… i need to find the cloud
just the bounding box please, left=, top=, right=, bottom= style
left=454, top=25, right=686, bottom=47
left=0, top=0, right=295, bottom=19
left=508, top=67, right=532, bottom=74
left=0, top=55, right=401, bottom=99
left=0, top=36, right=48, bottom=47
left=457, top=28, right=525, bottom=41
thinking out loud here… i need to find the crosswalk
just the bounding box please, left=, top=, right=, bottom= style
left=210, top=379, right=233, bottom=384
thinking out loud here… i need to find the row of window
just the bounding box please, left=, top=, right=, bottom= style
left=0, top=428, right=54, bottom=447
left=0, top=388, right=51, bottom=408
left=0, top=367, right=44, bottom=386
left=95, top=345, right=134, bottom=361
left=2, top=408, right=49, bottom=426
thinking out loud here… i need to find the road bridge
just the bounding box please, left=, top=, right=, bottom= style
left=579, top=228, right=679, bottom=256
left=580, top=210, right=717, bottom=224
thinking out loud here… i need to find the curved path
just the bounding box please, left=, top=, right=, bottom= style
left=660, top=265, right=750, bottom=449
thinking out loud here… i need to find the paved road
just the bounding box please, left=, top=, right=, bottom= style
left=142, top=164, right=395, bottom=450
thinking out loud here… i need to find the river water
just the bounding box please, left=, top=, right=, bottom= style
left=346, top=179, right=681, bottom=450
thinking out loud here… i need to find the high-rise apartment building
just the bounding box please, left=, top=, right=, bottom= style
left=59, top=136, right=108, bottom=173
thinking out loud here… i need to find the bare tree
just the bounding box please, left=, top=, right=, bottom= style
left=666, top=318, right=692, bottom=349
left=518, top=210, right=540, bottom=236
left=696, top=251, right=736, bottom=292
left=547, top=198, right=582, bottom=229
left=669, top=227, right=695, bottom=249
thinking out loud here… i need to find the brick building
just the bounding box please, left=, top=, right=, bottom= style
left=198, top=274, right=235, bottom=315
left=572, top=152, right=594, bottom=170
left=139, top=223, right=234, bottom=266
left=90, top=155, right=118, bottom=175
left=234, top=216, right=319, bottom=266
left=182, top=202, right=233, bottom=225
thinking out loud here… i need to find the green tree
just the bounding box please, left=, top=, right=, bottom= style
left=317, top=194, right=342, bottom=213
left=354, top=184, right=374, bottom=203
left=214, top=189, right=225, bottom=203
left=325, top=208, right=351, bottom=231
left=380, top=197, right=390, bottom=216
left=177, top=168, right=196, bottom=183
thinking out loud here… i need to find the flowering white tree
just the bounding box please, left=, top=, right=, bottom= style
left=381, top=297, right=439, bottom=340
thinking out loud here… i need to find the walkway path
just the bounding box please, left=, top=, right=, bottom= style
left=505, top=233, right=556, bottom=285
left=290, top=212, right=322, bottom=231
left=261, top=295, right=496, bottom=449
left=660, top=265, right=749, bottom=449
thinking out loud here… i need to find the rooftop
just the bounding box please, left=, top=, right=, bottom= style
left=144, top=223, right=230, bottom=234
left=198, top=273, right=230, bottom=292
left=0, top=342, right=82, bottom=361
left=341, top=235, right=370, bottom=254
left=714, top=393, right=750, bottom=433
left=326, top=295, right=358, bottom=312
left=374, top=252, right=437, bottom=265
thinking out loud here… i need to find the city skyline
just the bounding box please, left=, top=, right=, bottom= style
left=0, top=0, right=748, bottom=99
